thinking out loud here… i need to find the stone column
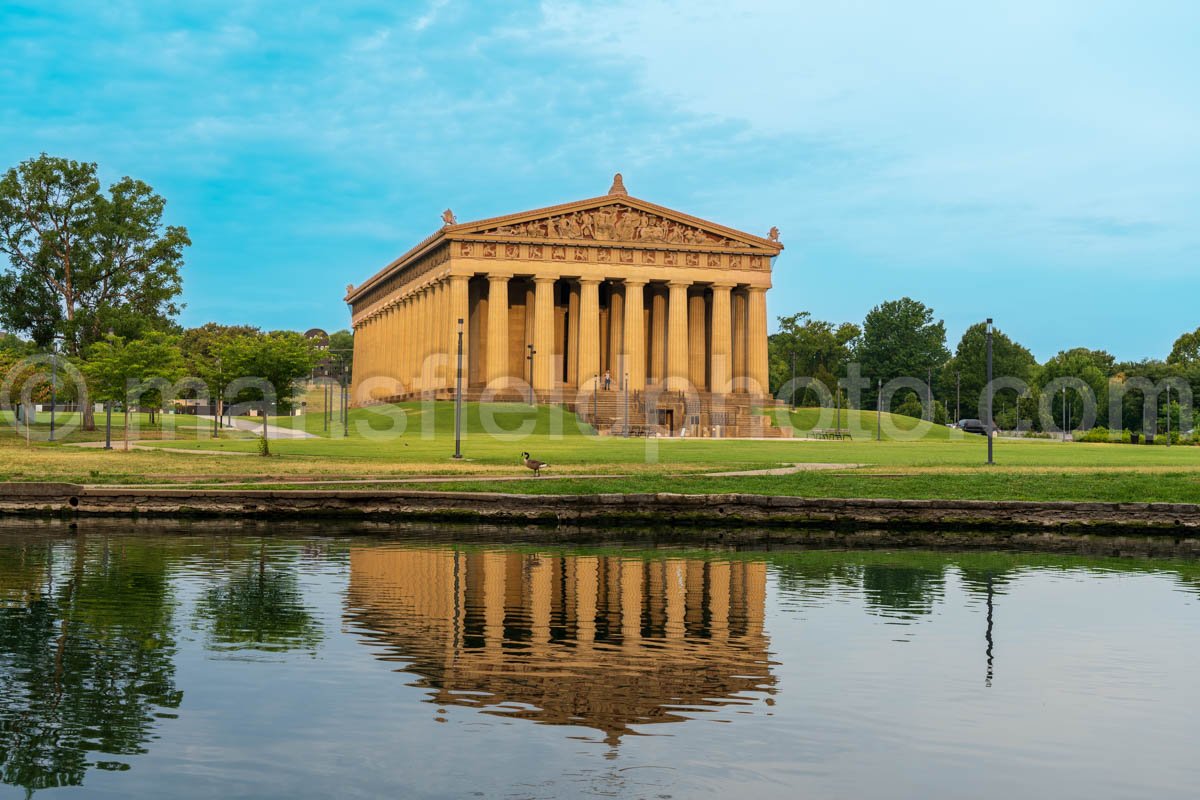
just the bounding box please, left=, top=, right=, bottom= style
left=747, top=286, right=769, bottom=396
left=649, top=285, right=666, bottom=384
left=386, top=303, right=397, bottom=391
left=666, top=280, right=690, bottom=390
left=710, top=283, right=733, bottom=395
left=731, top=289, right=747, bottom=391
left=607, top=283, right=624, bottom=376
left=532, top=276, right=555, bottom=392
left=577, top=278, right=601, bottom=392
left=401, top=296, right=413, bottom=390
left=622, top=278, right=646, bottom=391
left=486, top=274, right=511, bottom=387
left=688, top=289, right=707, bottom=390
left=429, top=281, right=444, bottom=391
left=449, top=275, right=470, bottom=392
left=566, top=282, right=580, bottom=387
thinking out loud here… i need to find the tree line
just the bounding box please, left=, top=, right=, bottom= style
left=0, top=154, right=350, bottom=430
left=768, top=297, right=1200, bottom=438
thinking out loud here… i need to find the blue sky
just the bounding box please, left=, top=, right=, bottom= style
left=2, top=0, right=1197, bottom=361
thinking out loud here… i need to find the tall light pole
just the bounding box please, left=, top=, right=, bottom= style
left=1166, top=384, right=1171, bottom=447
left=48, top=344, right=57, bottom=442
left=876, top=378, right=882, bottom=442
left=453, top=318, right=464, bottom=459
left=956, top=370, right=961, bottom=424
left=526, top=344, right=536, bottom=406
left=927, top=366, right=933, bottom=420
left=104, top=400, right=112, bottom=450
left=790, top=350, right=797, bottom=410
left=592, top=373, right=598, bottom=429
left=623, top=373, right=630, bottom=437
left=986, top=318, right=994, bottom=465
left=1062, top=385, right=1067, bottom=443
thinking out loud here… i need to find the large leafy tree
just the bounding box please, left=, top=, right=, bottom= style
left=768, top=312, right=860, bottom=402
left=857, top=297, right=950, bottom=408
left=1168, top=327, right=1200, bottom=366
left=182, top=326, right=319, bottom=417
left=0, top=154, right=189, bottom=428
left=80, top=332, right=184, bottom=449
left=940, top=322, right=1037, bottom=423
left=1034, top=348, right=1115, bottom=431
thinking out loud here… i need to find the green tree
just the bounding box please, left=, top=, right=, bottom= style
left=940, top=322, right=1037, bottom=424
left=857, top=298, right=950, bottom=409
left=768, top=312, right=860, bottom=402
left=1168, top=327, right=1200, bottom=366
left=1035, top=348, right=1115, bottom=431
left=0, top=537, right=182, bottom=792
left=180, top=323, right=260, bottom=426
left=193, top=543, right=322, bottom=655
left=81, top=332, right=184, bottom=449
left=327, top=328, right=355, bottom=379
left=0, top=154, right=189, bottom=429
left=219, top=330, right=321, bottom=415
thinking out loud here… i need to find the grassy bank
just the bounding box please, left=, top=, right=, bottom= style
left=1, top=404, right=1198, bottom=503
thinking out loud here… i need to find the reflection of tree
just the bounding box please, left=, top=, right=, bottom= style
left=0, top=537, right=181, bottom=793
left=194, top=543, right=322, bottom=655
left=861, top=563, right=946, bottom=618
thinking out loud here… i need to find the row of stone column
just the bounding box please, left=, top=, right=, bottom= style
left=354, top=274, right=771, bottom=401
left=352, top=274, right=471, bottom=400
left=506, top=276, right=770, bottom=394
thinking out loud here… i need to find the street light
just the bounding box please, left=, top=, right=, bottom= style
left=526, top=344, right=536, bottom=406
left=623, top=373, right=630, bottom=437
left=592, top=373, right=599, bottom=429
left=790, top=350, right=797, bottom=410
left=986, top=318, right=994, bottom=465
left=453, top=318, right=464, bottom=459
left=876, top=378, right=882, bottom=442
left=48, top=343, right=57, bottom=442
left=956, top=370, right=961, bottom=424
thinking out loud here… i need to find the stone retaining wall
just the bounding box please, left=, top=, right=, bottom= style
left=2, top=482, right=1199, bottom=534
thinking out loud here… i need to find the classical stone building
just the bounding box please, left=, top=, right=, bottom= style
left=345, top=175, right=784, bottom=435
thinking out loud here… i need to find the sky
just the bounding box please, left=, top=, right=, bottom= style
left=2, top=0, right=1197, bottom=362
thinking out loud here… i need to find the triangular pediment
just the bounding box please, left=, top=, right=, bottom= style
left=446, top=194, right=781, bottom=253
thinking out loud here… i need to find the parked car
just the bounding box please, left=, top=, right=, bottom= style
left=956, top=418, right=988, bottom=435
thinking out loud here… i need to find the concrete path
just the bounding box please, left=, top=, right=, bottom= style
left=195, top=415, right=317, bottom=440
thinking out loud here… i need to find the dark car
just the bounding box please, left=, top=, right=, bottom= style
left=955, top=418, right=988, bottom=435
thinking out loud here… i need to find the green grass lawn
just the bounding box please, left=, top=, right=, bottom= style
left=2, top=403, right=1198, bottom=502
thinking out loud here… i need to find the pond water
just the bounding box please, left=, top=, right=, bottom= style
left=1, top=521, right=1198, bottom=799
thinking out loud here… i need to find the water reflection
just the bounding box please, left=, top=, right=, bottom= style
left=0, top=537, right=182, bottom=792
left=345, top=548, right=776, bottom=746
left=1, top=527, right=1199, bottom=798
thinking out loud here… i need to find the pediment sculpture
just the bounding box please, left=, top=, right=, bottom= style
left=481, top=204, right=748, bottom=248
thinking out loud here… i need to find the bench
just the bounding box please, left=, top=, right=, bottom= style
left=811, top=428, right=851, bottom=440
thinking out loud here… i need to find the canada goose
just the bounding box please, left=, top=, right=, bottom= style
left=521, top=451, right=549, bottom=477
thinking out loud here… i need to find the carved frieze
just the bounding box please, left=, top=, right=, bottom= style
left=482, top=203, right=748, bottom=248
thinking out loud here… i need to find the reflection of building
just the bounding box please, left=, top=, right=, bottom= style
left=347, top=548, right=775, bottom=745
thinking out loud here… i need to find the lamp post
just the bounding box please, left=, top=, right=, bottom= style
left=876, top=378, right=882, bottom=442
left=104, top=400, right=112, bottom=450
left=790, top=350, right=797, bottom=410
left=453, top=318, right=464, bottom=459
left=836, top=385, right=842, bottom=435
left=526, top=344, right=536, bottom=406
left=213, top=356, right=223, bottom=438
left=48, top=344, right=57, bottom=442
left=1166, top=384, right=1171, bottom=447
left=592, top=373, right=598, bottom=429
left=956, top=370, right=961, bottom=424
left=927, top=366, right=933, bottom=421
left=986, top=318, right=994, bottom=465
left=623, top=373, right=630, bottom=437
left=1062, top=385, right=1067, bottom=442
